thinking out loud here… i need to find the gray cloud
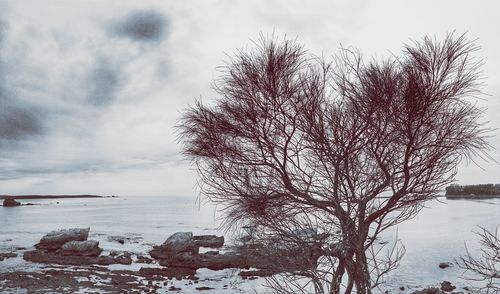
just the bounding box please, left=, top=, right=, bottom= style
left=0, top=152, right=181, bottom=181
left=112, top=10, right=168, bottom=42
left=0, top=99, right=43, bottom=141
left=0, top=28, right=43, bottom=141
left=0, top=20, right=6, bottom=43
left=86, top=58, right=121, bottom=106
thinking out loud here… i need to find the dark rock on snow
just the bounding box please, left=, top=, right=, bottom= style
left=440, top=281, right=456, bottom=292
left=439, top=262, right=451, bottom=269
left=138, top=267, right=196, bottom=279
left=239, top=269, right=276, bottom=278
left=196, top=286, right=215, bottom=290
left=136, top=255, right=154, bottom=264
left=410, top=283, right=459, bottom=294
left=410, top=288, right=444, bottom=294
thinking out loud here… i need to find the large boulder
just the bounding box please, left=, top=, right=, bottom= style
left=61, top=240, right=102, bottom=257
left=35, top=228, right=90, bottom=250
left=3, top=199, right=21, bottom=207
left=158, top=232, right=198, bottom=255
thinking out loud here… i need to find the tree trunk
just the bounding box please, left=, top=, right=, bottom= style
left=329, top=259, right=345, bottom=294
left=352, top=247, right=371, bottom=294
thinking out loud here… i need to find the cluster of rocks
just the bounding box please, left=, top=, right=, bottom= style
left=410, top=281, right=461, bottom=294
left=23, top=228, right=132, bottom=266
left=13, top=227, right=322, bottom=277
left=149, top=231, right=320, bottom=278
left=5, top=228, right=475, bottom=293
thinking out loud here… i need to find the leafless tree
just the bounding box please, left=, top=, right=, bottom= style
left=178, top=33, right=490, bottom=294
left=458, top=226, right=500, bottom=293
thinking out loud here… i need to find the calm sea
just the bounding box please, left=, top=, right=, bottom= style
left=1, top=195, right=499, bottom=292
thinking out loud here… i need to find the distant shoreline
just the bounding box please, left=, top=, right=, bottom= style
left=0, top=195, right=113, bottom=200
left=446, top=194, right=500, bottom=199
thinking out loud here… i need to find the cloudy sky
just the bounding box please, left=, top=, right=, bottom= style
left=1, top=0, right=499, bottom=197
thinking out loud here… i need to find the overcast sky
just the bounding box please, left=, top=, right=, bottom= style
left=0, top=0, right=499, bottom=197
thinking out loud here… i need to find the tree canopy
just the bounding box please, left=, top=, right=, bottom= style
left=178, top=33, right=490, bottom=294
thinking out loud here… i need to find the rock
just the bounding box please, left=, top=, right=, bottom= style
left=439, top=262, right=451, bottom=269
left=149, top=232, right=322, bottom=275
left=151, top=232, right=198, bottom=259
left=0, top=252, right=17, bottom=261
left=138, top=267, right=196, bottom=279
left=3, top=198, right=21, bottom=207
left=196, top=286, right=215, bottom=290
left=159, top=251, right=249, bottom=270
left=106, top=234, right=142, bottom=245
left=107, top=235, right=126, bottom=244
left=193, top=235, right=224, bottom=248
left=36, top=228, right=90, bottom=250
left=440, top=281, right=456, bottom=292
left=400, top=286, right=405, bottom=291
left=203, top=250, right=219, bottom=255
left=23, top=249, right=132, bottom=266
left=61, top=240, right=102, bottom=257
left=160, top=232, right=198, bottom=253
left=410, top=288, right=444, bottom=294
left=239, top=269, right=277, bottom=278
left=136, top=255, right=154, bottom=264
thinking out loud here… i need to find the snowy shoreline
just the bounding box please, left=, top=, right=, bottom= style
left=1, top=196, right=498, bottom=293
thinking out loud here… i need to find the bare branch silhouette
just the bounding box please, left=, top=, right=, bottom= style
left=178, top=33, right=490, bottom=294
left=458, top=226, right=500, bottom=293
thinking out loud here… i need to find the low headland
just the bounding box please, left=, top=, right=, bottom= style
left=1, top=195, right=115, bottom=207
left=0, top=194, right=111, bottom=199
left=445, top=184, right=500, bottom=199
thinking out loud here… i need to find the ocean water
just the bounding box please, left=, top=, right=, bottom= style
left=0, top=195, right=499, bottom=293
left=0, top=196, right=221, bottom=273
left=382, top=197, right=500, bottom=291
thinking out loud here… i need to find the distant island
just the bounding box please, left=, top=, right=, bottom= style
left=445, top=184, right=500, bottom=199
left=0, top=195, right=111, bottom=200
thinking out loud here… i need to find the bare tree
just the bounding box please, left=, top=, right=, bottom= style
left=178, top=33, right=490, bottom=294
left=458, top=226, right=500, bottom=293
